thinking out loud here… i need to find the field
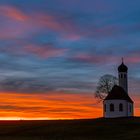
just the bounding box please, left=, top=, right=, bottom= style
left=0, top=117, right=140, bottom=140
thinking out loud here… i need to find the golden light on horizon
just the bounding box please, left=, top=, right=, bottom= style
left=0, top=92, right=102, bottom=120
left=0, top=92, right=138, bottom=120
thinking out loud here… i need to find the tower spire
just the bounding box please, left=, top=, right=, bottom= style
left=122, top=57, right=124, bottom=63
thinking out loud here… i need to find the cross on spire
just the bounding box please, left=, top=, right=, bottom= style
left=122, top=57, right=124, bottom=63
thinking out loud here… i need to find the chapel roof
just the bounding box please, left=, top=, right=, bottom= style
left=104, top=85, right=133, bottom=103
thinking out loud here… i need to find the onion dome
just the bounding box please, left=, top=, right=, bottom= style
left=118, top=62, right=128, bottom=72
left=118, top=59, right=128, bottom=72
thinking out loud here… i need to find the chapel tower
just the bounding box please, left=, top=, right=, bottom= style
left=118, top=58, right=128, bottom=93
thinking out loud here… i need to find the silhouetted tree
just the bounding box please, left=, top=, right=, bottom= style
left=95, top=74, right=118, bottom=101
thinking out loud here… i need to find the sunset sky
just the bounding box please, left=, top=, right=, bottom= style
left=0, top=0, right=140, bottom=119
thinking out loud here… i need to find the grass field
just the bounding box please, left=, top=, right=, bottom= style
left=0, top=117, right=139, bottom=140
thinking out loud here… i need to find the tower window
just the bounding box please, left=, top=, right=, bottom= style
left=121, top=74, right=123, bottom=78
left=110, top=104, right=114, bottom=112
left=119, top=103, right=123, bottom=112
left=124, top=74, right=126, bottom=78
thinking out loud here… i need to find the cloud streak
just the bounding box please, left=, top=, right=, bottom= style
left=23, top=44, right=68, bottom=59
left=0, top=5, right=28, bottom=21
left=0, top=5, right=81, bottom=41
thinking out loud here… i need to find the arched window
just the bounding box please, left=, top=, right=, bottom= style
left=121, top=74, right=123, bottom=78
left=119, top=103, right=123, bottom=111
left=104, top=104, right=106, bottom=112
left=110, top=104, right=114, bottom=112
left=124, top=74, right=126, bottom=78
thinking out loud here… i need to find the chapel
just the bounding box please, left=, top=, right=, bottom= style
left=103, top=60, right=134, bottom=118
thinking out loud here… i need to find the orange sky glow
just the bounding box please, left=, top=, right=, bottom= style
left=0, top=92, right=139, bottom=120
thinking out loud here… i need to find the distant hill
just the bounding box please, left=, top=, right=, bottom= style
left=0, top=117, right=140, bottom=140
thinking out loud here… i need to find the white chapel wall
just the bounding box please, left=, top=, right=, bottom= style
left=103, top=100, right=132, bottom=118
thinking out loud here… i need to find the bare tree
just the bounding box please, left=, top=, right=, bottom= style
left=95, top=74, right=118, bottom=101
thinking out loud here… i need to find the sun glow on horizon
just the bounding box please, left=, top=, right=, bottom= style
left=0, top=117, right=78, bottom=120
left=0, top=91, right=102, bottom=120
left=0, top=91, right=138, bottom=120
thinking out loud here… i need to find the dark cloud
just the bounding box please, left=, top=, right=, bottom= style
left=0, top=75, right=96, bottom=93
left=0, top=105, right=43, bottom=111
left=0, top=77, right=53, bottom=93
